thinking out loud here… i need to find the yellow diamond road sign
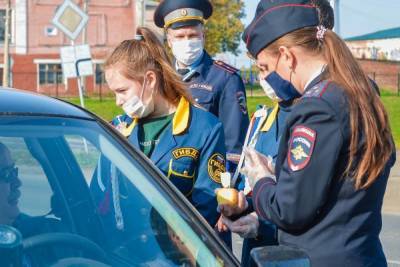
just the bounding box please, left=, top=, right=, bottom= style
left=51, top=0, right=89, bottom=40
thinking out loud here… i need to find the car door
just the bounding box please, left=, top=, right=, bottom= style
left=0, top=115, right=238, bottom=267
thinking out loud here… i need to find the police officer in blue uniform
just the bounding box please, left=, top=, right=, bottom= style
left=221, top=2, right=335, bottom=266
left=227, top=102, right=293, bottom=266
left=219, top=1, right=396, bottom=266
left=154, top=0, right=250, bottom=173
left=90, top=28, right=226, bottom=240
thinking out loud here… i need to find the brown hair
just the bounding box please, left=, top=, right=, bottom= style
left=104, top=27, right=193, bottom=106
left=265, top=27, right=393, bottom=190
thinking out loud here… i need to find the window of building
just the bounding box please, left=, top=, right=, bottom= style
left=39, top=64, right=63, bottom=85
left=0, top=10, right=6, bottom=43
left=95, top=63, right=106, bottom=85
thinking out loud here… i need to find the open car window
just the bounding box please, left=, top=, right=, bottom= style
left=0, top=116, right=226, bottom=267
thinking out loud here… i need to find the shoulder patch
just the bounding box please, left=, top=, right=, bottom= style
left=213, top=60, right=238, bottom=74
left=302, top=81, right=331, bottom=98
left=172, top=147, right=200, bottom=160
left=287, top=125, right=316, bottom=172
left=236, top=91, right=248, bottom=114
left=208, top=153, right=226, bottom=184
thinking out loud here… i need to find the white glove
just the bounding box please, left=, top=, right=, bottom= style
left=222, top=212, right=260, bottom=239
left=240, top=147, right=275, bottom=189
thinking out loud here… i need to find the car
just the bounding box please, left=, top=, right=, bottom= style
left=0, top=88, right=309, bottom=267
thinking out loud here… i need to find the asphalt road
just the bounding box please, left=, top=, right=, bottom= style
left=232, top=214, right=400, bottom=266
left=382, top=214, right=400, bottom=266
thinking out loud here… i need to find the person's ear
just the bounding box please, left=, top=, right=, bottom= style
left=145, top=70, right=157, bottom=91
left=278, top=46, right=297, bottom=73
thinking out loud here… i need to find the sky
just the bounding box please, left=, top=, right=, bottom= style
left=226, top=0, right=400, bottom=68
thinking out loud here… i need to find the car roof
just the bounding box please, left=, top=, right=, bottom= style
left=0, top=87, right=92, bottom=119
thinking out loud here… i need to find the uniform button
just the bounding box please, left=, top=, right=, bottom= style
left=195, top=98, right=199, bottom=102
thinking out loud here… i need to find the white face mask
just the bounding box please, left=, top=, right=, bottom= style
left=122, top=78, right=154, bottom=118
left=259, top=75, right=281, bottom=102
left=171, top=39, right=204, bottom=66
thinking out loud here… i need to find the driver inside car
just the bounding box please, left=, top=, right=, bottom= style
left=0, top=142, right=22, bottom=227
left=0, top=141, right=73, bottom=266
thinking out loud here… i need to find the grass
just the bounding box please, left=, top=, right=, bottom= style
left=61, top=89, right=400, bottom=147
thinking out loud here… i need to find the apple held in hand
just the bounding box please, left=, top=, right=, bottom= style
left=216, top=188, right=239, bottom=207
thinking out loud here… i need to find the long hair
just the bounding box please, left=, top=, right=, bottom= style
left=264, top=27, right=393, bottom=190
left=104, top=27, right=194, bottom=106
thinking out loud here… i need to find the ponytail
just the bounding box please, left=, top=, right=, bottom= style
left=104, top=27, right=194, bottom=106
left=265, top=27, right=394, bottom=190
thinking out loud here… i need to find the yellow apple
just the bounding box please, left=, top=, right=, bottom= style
left=216, top=188, right=239, bottom=207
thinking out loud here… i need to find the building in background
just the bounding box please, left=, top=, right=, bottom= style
left=0, top=0, right=160, bottom=96
left=345, top=27, right=400, bottom=61
left=345, top=27, right=400, bottom=92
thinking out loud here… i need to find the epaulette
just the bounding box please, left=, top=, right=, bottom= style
left=302, top=81, right=331, bottom=99
left=213, top=60, right=239, bottom=74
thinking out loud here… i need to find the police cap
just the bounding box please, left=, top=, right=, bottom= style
left=154, top=0, right=213, bottom=29
left=243, top=0, right=319, bottom=58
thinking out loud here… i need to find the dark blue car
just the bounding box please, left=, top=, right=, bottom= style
left=0, top=88, right=309, bottom=267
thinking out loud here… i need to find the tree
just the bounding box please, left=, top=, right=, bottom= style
left=152, top=0, right=245, bottom=56
left=204, top=0, right=245, bottom=56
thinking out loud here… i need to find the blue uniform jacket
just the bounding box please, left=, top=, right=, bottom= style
left=238, top=102, right=291, bottom=267
left=111, top=97, right=225, bottom=227
left=252, top=76, right=396, bottom=267
left=183, top=51, right=249, bottom=172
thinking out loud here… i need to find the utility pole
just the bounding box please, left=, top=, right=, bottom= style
left=80, top=0, right=89, bottom=96
left=329, top=0, right=340, bottom=36
left=137, top=0, right=146, bottom=27
left=2, top=0, right=11, bottom=87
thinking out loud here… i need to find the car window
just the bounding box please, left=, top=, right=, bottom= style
left=0, top=116, right=229, bottom=267
left=0, top=137, right=52, bottom=216
left=65, top=135, right=100, bottom=184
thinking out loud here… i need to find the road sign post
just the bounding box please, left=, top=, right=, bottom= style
left=52, top=0, right=91, bottom=108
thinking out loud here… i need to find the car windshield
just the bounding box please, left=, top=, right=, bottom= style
left=0, top=115, right=228, bottom=267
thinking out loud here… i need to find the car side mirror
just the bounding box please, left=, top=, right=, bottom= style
left=250, top=245, right=310, bottom=267
left=0, top=225, right=23, bottom=267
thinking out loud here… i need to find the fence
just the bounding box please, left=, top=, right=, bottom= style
left=9, top=70, right=112, bottom=100
left=367, top=72, right=400, bottom=95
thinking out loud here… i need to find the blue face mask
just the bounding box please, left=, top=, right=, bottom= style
left=264, top=71, right=301, bottom=102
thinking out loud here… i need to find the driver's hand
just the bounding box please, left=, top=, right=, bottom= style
left=217, top=190, right=248, bottom=217
left=215, top=215, right=228, bottom=232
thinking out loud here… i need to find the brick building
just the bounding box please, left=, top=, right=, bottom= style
left=345, top=27, right=400, bottom=91
left=0, top=0, right=161, bottom=96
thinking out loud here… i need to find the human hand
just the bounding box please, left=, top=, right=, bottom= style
left=216, top=190, right=248, bottom=217
left=222, top=212, right=259, bottom=239
left=240, top=147, right=275, bottom=189
left=215, top=215, right=228, bottom=232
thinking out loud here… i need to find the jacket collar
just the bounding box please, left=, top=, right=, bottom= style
left=172, top=97, right=191, bottom=135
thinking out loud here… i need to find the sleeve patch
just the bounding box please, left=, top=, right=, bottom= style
left=207, top=153, right=226, bottom=184
left=236, top=91, right=248, bottom=114
left=287, top=126, right=316, bottom=172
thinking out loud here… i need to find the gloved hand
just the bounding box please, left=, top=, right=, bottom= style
left=240, top=147, right=275, bottom=189
left=222, top=212, right=260, bottom=239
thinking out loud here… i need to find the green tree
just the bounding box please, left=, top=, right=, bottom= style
left=152, top=0, right=245, bottom=56
left=204, top=0, right=245, bottom=56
